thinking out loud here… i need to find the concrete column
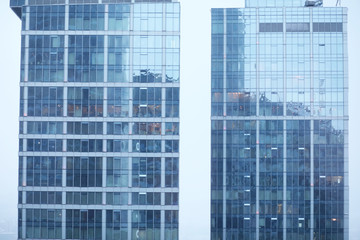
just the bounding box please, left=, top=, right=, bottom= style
left=104, top=34, right=108, bottom=83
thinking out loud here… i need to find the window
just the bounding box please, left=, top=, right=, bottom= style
left=107, top=122, right=129, bottom=135
left=132, top=192, right=161, bottom=205
left=165, top=193, right=179, bottom=205
left=66, top=210, right=102, bottom=239
left=259, top=23, right=283, bottom=32
left=68, top=5, right=104, bottom=30
left=67, top=87, right=103, bottom=117
left=68, top=35, right=104, bottom=82
left=165, top=122, right=179, bottom=135
left=26, top=209, right=62, bottom=239
left=107, top=140, right=129, bottom=152
left=131, top=210, right=161, bottom=240
left=106, top=157, right=129, bottom=187
left=108, top=4, right=130, bottom=30
left=107, top=88, right=130, bottom=117
left=108, top=36, right=130, bottom=82
left=67, top=139, right=103, bottom=152
left=165, top=140, right=179, bottom=153
left=133, top=88, right=162, bottom=117
left=134, top=3, right=163, bottom=31
left=27, top=139, right=63, bottom=152
left=28, top=121, right=63, bottom=134
left=27, top=87, right=63, bottom=116
left=132, top=122, right=161, bottom=135
left=165, top=3, right=180, bottom=32
left=286, top=23, right=310, bottom=32
left=66, top=157, right=102, bottom=187
left=26, top=157, right=62, bottom=187
left=165, top=158, right=179, bottom=187
left=29, top=5, right=65, bottom=30
left=19, top=157, right=23, bottom=187
left=165, top=88, right=179, bottom=117
left=132, top=157, right=161, bottom=188
left=133, top=35, right=163, bottom=83
left=106, top=192, right=128, bottom=205
left=66, top=192, right=102, bottom=205
left=132, top=140, right=161, bottom=153
left=106, top=210, right=128, bottom=240
left=165, top=210, right=179, bottom=240
left=28, top=35, right=64, bottom=82
left=313, top=22, right=343, bottom=32
left=26, top=191, right=62, bottom=204
left=67, top=122, right=103, bottom=135
left=226, top=91, right=256, bottom=116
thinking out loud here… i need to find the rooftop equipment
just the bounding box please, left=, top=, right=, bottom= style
left=305, top=0, right=323, bottom=7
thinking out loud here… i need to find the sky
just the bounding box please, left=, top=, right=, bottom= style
left=0, top=0, right=359, bottom=239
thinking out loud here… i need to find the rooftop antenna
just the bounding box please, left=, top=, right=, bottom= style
left=336, top=0, right=341, bottom=6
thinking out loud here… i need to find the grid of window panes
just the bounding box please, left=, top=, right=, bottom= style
left=227, top=120, right=257, bottom=239
left=246, top=0, right=306, bottom=8
left=16, top=1, right=180, bottom=240
left=285, top=8, right=312, bottom=117
left=312, top=8, right=346, bottom=117
left=259, top=121, right=284, bottom=239
left=68, top=36, right=104, bottom=83
left=211, top=6, right=348, bottom=240
left=28, top=35, right=65, bottom=82
left=313, top=120, right=346, bottom=240
left=286, top=120, right=311, bottom=239
left=259, top=9, right=284, bottom=117
left=210, top=120, right=224, bottom=240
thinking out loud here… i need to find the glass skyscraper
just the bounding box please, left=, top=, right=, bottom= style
left=211, top=0, right=348, bottom=239
left=10, top=0, right=180, bottom=239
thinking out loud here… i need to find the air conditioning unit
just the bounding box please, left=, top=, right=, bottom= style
left=305, top=0, right=323, bottom=7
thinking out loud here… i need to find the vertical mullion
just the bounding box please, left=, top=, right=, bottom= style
left=255, top=8, right=260, bottom=240
left=283, top=7, right=287, bottom=240
left=222, top=8, right=227, bottom=240
left=22, top=209, right=26, bottom=239
left=310, top=8, right=315, bottom=240
left=102, top=209, right=106, bottom=240
left=283, top=120, right=287, bottom=240
left=310, top=120, right=315, bottom=240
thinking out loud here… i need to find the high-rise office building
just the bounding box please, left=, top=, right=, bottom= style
left=10, top=0, right=180, bottom=239
left=211, top=0, right=348, bottom=239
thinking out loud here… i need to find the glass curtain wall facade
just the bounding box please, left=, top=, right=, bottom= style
left=11, top=0, right=180, bottom=239
left=211, top=1, right=348, bottom=239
